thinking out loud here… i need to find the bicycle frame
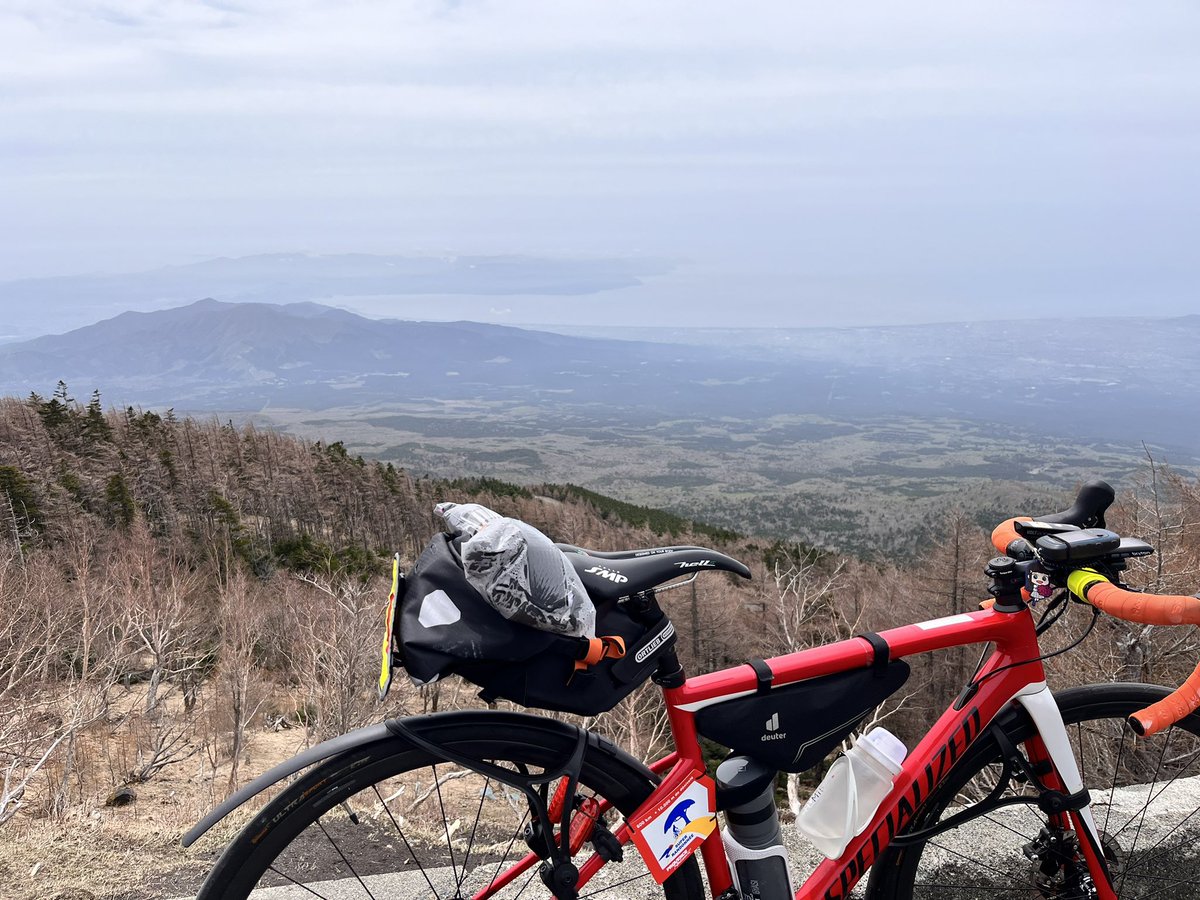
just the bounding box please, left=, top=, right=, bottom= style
left=477, top=603, right=1118, bottom=900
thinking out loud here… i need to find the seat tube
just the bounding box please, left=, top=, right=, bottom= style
left=662, top=680, right=737, bottom=897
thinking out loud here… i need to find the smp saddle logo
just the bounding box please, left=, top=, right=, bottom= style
left=583, top=564, right=629, bottom=584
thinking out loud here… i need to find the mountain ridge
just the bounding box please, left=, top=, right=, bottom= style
left=1, top=298, right=1198, bottom=452
left=0, top=252, right=675, bottom=340
left=0, top=298, right=737, bottom=411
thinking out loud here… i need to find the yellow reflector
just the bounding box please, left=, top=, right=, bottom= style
left=378, top=553, right=401, bottom=700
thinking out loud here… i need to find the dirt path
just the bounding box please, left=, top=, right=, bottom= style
left=168, top=773, right=1200, bottom=899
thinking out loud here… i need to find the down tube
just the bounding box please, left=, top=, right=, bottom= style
left=802, top=660, right=1038, bottom=900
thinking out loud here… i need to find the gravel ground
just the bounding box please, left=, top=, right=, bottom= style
left=174, top=773, right=1200, bottom=899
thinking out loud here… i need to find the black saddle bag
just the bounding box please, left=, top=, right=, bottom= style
left=394, top=534, right=676, bottom=716
left=695, top=660, right=910, bottom=772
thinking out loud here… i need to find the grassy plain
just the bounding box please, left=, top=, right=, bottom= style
left=240, top=402, right=1176, bottom=557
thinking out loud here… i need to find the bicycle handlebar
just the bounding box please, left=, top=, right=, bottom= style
left=1066, top=569, right=1200, bottom=735
left=991, top=516, right=1032, bottom=557
left=992, top=480, right=1200, bottom=736
left=1036, top=479, right=1115, bottom=528
left=990, top=479, right=1116, bottom=559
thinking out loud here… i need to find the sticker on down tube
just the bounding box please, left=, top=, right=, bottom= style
left=628, top=771, right=718, bottom=884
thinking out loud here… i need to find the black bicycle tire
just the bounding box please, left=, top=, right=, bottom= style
left=196, top=711, right=705, bottom=900
left=865, top=682, right=1200, bottom=899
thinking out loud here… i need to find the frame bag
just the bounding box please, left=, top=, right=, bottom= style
left=394, top=534, right=676, bottom=716
left=695, top=661, right=911, bottom=773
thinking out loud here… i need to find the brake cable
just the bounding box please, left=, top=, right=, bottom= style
left=1035, top=590, right=1071, bottom=636
left=966, top=592, right=1101, bottom=695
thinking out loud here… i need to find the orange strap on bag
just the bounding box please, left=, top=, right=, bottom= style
left=574, top=635, right=626, bottom=673
left=1068, top=568, right=1200, bottom=735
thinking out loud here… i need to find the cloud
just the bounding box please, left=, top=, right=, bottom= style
left=1, top=1, right=1199, bottom=325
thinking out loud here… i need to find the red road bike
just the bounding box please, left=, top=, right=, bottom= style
left=186, top=480, right=1200, bottom=899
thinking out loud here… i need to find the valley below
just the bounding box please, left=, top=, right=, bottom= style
left=246, top=401, right=1165, bottom=557
left=2, top=295, right=1197, bottom=557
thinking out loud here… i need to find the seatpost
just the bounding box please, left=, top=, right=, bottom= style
left=653, top=646, right=687, bottom=688
left=621, top=588, right=687, bottom=687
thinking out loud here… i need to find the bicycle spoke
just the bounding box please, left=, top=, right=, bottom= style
left=433, top=763, right=460, bottom=888
left=456, top=775, right=491, bottom=893
left=911, top=882, right=1023, bottom=893
left=981, top=811, right=1036, bottom=843
left=1104, top=726, right=1127, bottom=837
left=893, top=692, right=1200, bottom=900
left=1110, top=730, right=1196, bottom=838
left=190, top=713, right=700, bottom=900
left=373, top=783, right=443, bottom=900
left=578, top=869, right=653, bottom=898
left=1120, top=869, right=1200, bottom=885
left=485, top=806, right=532, bottom=896
left=1118, top=728, right=1172, bottom=895
left=316, top=818, right=378, bottom=900
left=1018, top=801, right=1047, bottom=836
left=267, top=864, right=334, bottom=898
left=512, top=864, right=541, bottom=900
left=1123, top=802, right=1200, bottom=873
left=923, top=838, right=1036, bottom=891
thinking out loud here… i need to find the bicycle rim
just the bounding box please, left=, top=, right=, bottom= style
left=868, top=683, right=1200, bottom=899
left=197, top=713, right=704, bottom=900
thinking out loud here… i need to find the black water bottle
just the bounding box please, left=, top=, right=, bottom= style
left=715, top=755, right=795, bottom=900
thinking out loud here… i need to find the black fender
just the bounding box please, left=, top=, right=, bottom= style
left=182, top=721, right=394, bottom=847
left=182, top=710, right=656, bottom=848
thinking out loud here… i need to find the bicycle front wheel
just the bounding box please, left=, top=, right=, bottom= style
left=197, top=711, right=704, bottom=900
left=867, top=682, right=1200, bottom=899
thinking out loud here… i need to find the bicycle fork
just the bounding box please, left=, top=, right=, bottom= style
left=1016, top=681, right=1118, bottom=900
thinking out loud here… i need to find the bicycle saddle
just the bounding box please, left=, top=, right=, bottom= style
left=556, top=544, right=752, bottom=602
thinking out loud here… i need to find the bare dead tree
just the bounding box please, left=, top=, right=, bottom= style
left=125, top=716, right=202, bottom=784
left=290, top=571, right=382, bottom=740
left=768, top=556, right=849, bottom=654
left=218, top=571, right=269, bottom=794
left=764, top=554, right=862, bottom=813
left=115, top=528, right=212, bottom=714
left=589, top=687, right=673, bottom=764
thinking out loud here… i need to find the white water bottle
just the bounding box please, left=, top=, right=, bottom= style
left=796, top=727, right=907, bottom=859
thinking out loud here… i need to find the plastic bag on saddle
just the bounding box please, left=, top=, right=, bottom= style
left=435, top=502, right=596, bottom=639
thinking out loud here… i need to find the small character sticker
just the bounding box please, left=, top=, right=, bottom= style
left=1026, top=563, right=1054, bottom=605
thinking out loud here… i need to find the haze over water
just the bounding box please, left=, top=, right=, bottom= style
left=2, top=2, right=1199, bottom=329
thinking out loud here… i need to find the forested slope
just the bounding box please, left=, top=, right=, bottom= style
left=1, top=387, right=1199, bottom=899
left=0, top=388, right=794, bottom=834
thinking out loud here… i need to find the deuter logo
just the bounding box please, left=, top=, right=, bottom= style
left=583, top=565, right=628, bottom=584
left=761, top=713, right=786, bottom=741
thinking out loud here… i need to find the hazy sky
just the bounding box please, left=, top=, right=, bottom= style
left=3, top=1, right=1199, bottom=327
